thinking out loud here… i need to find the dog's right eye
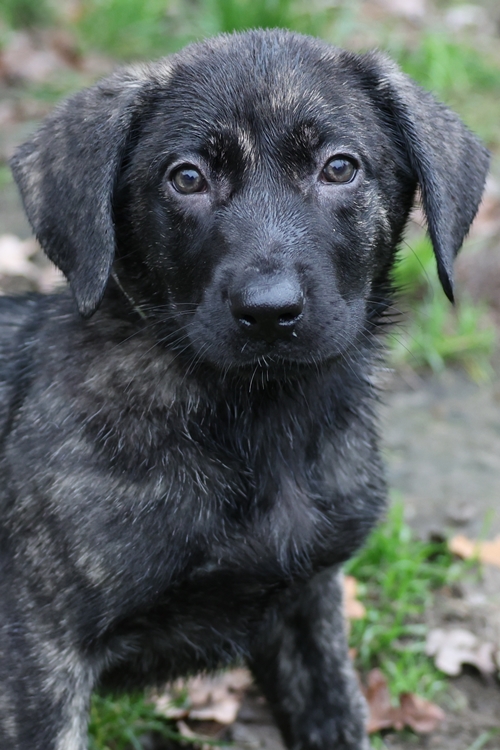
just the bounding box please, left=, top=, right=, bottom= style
left=170, top=165, right=207, bottom=194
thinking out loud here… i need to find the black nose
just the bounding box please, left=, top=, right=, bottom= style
left=229, top=276, right=304, bottom=342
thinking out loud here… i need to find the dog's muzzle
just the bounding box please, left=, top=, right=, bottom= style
left=228, top=273, right=304, bottom=344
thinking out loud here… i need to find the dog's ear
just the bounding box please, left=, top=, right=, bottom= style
left=362, top=53, right=489, bottom=301
left=10, top=67, right=152, bottom=317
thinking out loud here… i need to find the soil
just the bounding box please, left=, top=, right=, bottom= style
left=383, top=369, right=500, bottom=541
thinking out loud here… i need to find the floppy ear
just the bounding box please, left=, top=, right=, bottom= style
left=10, top=67, right=152, bottom=317
left=363, top=53, right=489, bottom=301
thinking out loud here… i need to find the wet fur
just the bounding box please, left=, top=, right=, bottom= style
left=0, top=29, right=488, bottom=750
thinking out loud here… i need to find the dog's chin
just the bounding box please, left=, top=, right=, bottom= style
left=233, top=355, right=323, bottom=378
left=188, top=342, right=349, bottom=383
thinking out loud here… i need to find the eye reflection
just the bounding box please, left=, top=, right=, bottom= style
left=321, top=157, right=357, bottom=184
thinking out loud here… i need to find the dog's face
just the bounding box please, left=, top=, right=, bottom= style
left=113, top=39, right=415, bottom=371
left=11, top=30, right=489, bottom=374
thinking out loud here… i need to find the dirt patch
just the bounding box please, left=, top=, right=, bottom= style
left=382, top=369, right=500, bottom=541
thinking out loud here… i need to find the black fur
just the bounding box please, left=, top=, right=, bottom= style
left=1, top=29, right=488, bottom=750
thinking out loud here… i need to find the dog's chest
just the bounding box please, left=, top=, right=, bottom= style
left=195, top=471, right=324, bottom=577
left=81, top=385, right=378, bottom=594
left=99, top=451, right=367, bottom=677
left=160, top=425, right=370, bottom=592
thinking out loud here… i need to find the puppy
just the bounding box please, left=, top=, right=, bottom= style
left=1, top=28, right=488, bottom=750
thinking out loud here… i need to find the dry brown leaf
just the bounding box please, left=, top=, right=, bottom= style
left=364, top=669, right=403, bottom=733
left=426, top=628, right=497, bottom=676
left=363, top=669, right=445, bottom=735
left=399, top=693, right=445, bottom=733
left=188, top=697, right=240, bottom=724
left=449, top=534, right=500, bottom=567
left=344, top=575, right=366, bottom=620
left=153, top=668, right=253, bottom=725
left=175, top=719, right=198, bottom=738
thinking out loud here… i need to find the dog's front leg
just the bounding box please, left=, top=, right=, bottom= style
left=0, top=635, right=94, bottom=750
left=249, top=567, right=370, bottom=750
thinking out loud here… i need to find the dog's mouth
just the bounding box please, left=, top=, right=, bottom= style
left=182, top=336, right=350, bottom=383
left=159, top=320, right=329, bottom=379
left=235, top=352, right=321, bottom=374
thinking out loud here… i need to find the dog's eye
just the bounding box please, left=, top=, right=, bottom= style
left=321, top=157, right=357, bottom=184
left=170, top=165, right=207, bottom=194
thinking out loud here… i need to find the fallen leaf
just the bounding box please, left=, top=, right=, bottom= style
left=399, top=692, right=445, bottom=733
left=188, top=696, right=240, bottom=724
left=344, top=575, right=366, bottom=620
left=175, top=719, right=198, bottom=738
left=426, top=628, right=496, bottom=677
left=153, top=668, right=253, bottom=725
left=449, top=534, right=500, bottom=567
left=0, top=234, right=64, bottom=293
left=0, top=234, right=38, bottom=278
left=364, top=669, right=403, bottom=733
left=362, top=669, right=445, bottom=734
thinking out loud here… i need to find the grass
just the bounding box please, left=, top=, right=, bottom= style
left=207, top=0, right=302, bottom=33
left=89, top=691, right=227, bottom=750
left=72, top=0, right=350, bottom=58
left=367, top=22, right=500, bottom=147
left=391, top=30, right=500, bottom=147
left=0, top=165, right=12, bottom=188
left=89, top=693, right=176, bottom=750
left=395, top=32, right=500, bottom=100
left=74, top=0, right=176, bottom=59
left=345, top=501, right=473, bottom=700
left=202, top=0, right=345, bottom=38
left=466, top=731, right=500, bottom=750
left=389, top=234, right=496, bottom=380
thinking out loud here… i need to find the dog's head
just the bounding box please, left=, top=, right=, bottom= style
left=11, top=30, right=489, bottom=373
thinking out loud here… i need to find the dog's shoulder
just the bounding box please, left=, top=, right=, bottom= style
left=0, top=294, right=39, bottom=345
left=0, top=290, right=90, bottom=444
left=0, top=295, right=43, bottom=437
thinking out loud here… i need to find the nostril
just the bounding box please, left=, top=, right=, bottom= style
left=278, top=307, right=302, bottom=326
left=239, top=314, right=257, bottom=327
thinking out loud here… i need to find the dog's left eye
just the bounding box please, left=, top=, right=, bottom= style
left=170, top=165, right=207, bottom=194
left=321, top=157, right=357, bottom=184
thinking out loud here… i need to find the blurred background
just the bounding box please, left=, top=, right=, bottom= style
left=0, top=1, right=499, bottom=748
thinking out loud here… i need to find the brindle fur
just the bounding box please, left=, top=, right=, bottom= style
left=1, top=29, right=488, bottom=750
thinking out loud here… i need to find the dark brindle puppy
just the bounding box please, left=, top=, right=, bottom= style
left=0, top=28, right=488, bottom=750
